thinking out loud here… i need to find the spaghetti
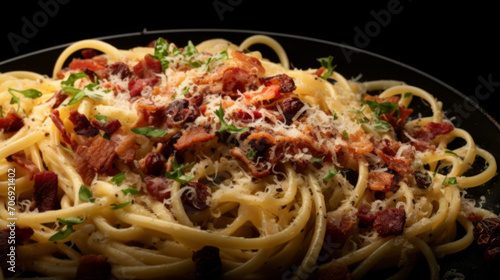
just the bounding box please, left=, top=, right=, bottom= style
left=0, top=35, right=497, bottom=279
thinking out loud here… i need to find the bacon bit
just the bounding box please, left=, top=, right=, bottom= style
left=222, top=67, right=260, bottom=98
left=344, top=130, right=373, bottom=155
left=174, top=126, right=215, bottom=150
left=128, top=76, right=160, bottom=97
left=231, top=51, right=265, bottom=76
left=231, top=147, right=271, bottom=178
left=76, top=254, right=111, bottom=280
left=46, top=90, right=68, bottom=109
left=374, top=138, right=414, bottom=175
left=49, top=110, right=71, bottom=145
left=314, top=66, right=327, bottom=78
left=68, top=56, right=107, bottom=72
left=243, top=85, right=281, bottom=104
left=413, top=121, right=454, bottom=142
left=182, top=182, right=212, bottom=214
left=232, top=108, right=263, bottom=124
left=0, top=109, right=24, bottom=133
left=6, top=152, right=40, bottom=180
left=133, top=102, right=167, bottom=129
left=69, top=110, right=99, bottom=137
left=320, top=214, right=355, bottom=263
left=277, top=97, right=305, bottom=125
left=74, top=136, right=116, bottom=185
left=367, top=171, right=394, bottom=192
left=32, top=171, right=59, bottom=212
left=139, top=152, right=167, bottom=176
left=192, top=246, right=222, bottom=280
left=380, top=106, right=413, bottom=138
left=373, top=208, right=406, bottom=237
left=364, top=94, right=400, bottom=104
left=133, top=54, right=162, bottom=78
left=410, top=121, right=454, bottom=152
left=110, top=127, right=137, bottom=163
left=357, top=207, right=376, bottom=228
left=81, top=49, right=98, bottom=59
left=145, top=176, right=172, bottom=201
left=91, top=118, right=122, bottom=135
left=260, top=74, right=296, bottom=93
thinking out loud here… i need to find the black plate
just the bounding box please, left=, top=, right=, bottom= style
left=1, top=29, right=498, bottom=279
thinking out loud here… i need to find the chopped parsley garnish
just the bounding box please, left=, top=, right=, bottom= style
left=215, top=104, right=249, bottom=134
left=131, top=127, right=168, bottom=137
left=48, top=217, right=86, bottom=242
left=323, top=168, right=338, bottom=181
left=94, top=114, right=108, bottom=123
left=111, top=201, right=130, bottom=210
left=111, top=173, right=125, bottom=186
left=311, top=156, right=324, bottom=163
left=165, top=158, right=195, bottom=184
left=442, top=176, right=458, bottom=186
left=445, top=150, right=459, bottom=157
left=247, top=149, right=257, bottom=159
left=364, top=99, right=399, bottom=132
left=316, top=56, right=336, bottom=80
left=403, top=92, right=412, bottom=98
left=78, top=185, right=96, bottom=203
left=121, top=187, right=139, bottom=196
left=342, top=130, right=349, bottom=140
left=8, top=88, right=43, bottom=112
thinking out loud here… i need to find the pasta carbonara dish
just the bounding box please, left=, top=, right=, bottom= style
left=0, top=35, right=498, bottom=280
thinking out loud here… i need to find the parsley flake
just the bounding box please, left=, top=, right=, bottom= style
left=131, top=127, right=168, bottom=137
left=78, top=185, right=96, bottom=203
left=48, top=217, right=86, bottom=242
left=165, top=158, right=194, bottom=184
left=215, top=104, right=249, bottom=134
left=323, top=168, right=338, bottom=181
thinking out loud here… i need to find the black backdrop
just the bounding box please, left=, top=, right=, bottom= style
left=1, top=0, right=498, bottom=119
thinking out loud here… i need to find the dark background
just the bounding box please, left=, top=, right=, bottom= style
left=1, top=0, right=498, bottom=119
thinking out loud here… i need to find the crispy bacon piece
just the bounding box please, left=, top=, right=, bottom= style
left=192, top=246, right=222, bottom=280
left=145, top=176, right=172, bottom=201
left=69, top=110, right=99, bottom=137
left=74, top=136, right=116, bottom=185
left=68, top=56, right=107, bottom=72
left=128, top=76, right=160, bottom=97
left=32, top=171, right=59, bottom=212
left=324, top=214, right=355, bottom=250
left=232, top=108, right=263, bottom=124
left=91, top=118, right=122, bottom=135
left=277, top=97, right=305, bottom=125
left=133, top=54, right=162, bottom=78
left=133, top=102, right=167, bottom=129
left=364, top=94, right=400, bottom=104
left=46, top=90, right=68, bottom=109
left=380, top=106, right=413, bottom=138
left=49, top=110, right=71, bottom=144
left=110, top=127, right=137, bottom=163
left=222, top=67, right=260, bottom=98
left=373, top=208, right=406, bottom=237
left=343, top=130, right=374, bottom=155
left=76, top=254, right=111, bottom=280
left=367, top=171, right=395, bottom=192
left=174, top=126, right=215, bottom=150
left=231, top=51, right=265, bottom=76
left=0, top=109, right=24, bottom=133
left=231, top=147, right=271, bottom=178
left=357, top=207, right=376, bottom=228
left=411, top=122, right=454, bottom=151
left=374, top=138, right=414, bottom=175
left=260, top=74, right=296, bottom=93
left=243, top=85, right=281, bottom=104
left=6, top=152, right=40, bottom=180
